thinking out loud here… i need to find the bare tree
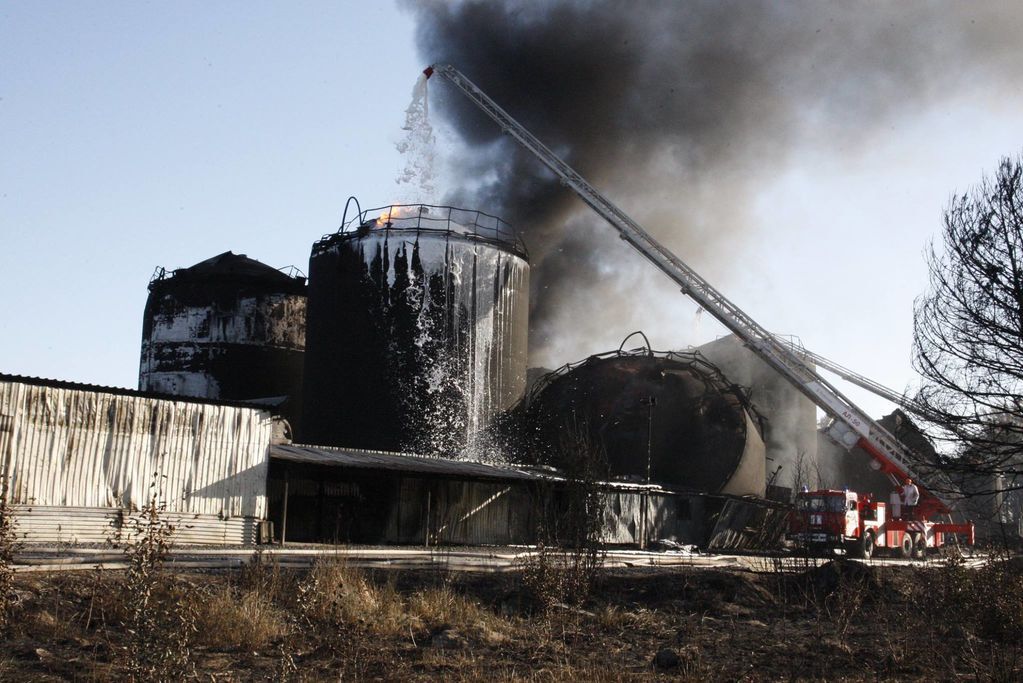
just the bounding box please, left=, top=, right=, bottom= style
left=912, top=154, right=1023, bottom=489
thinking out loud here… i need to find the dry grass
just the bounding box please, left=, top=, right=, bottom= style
left=408, top=585, right=498, bottom=629
left=294, top=557, right=508, bottom=646
left=194, top=586, right=289, bottom=651
left=7, top=556, right=1023, bottom=680
left=592, top=604, right=664, bottom=632
left=297, top=557, right=406, bottom=634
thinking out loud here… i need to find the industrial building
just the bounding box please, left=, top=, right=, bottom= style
left=266, top=443, right=787, bottom=550
left=0, top=202, right=804, bottom=551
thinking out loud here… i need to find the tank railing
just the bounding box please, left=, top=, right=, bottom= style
left=332, top=203, right=527, bottom=254
left=276, top=265, right=307, bottom=280
left=148, top=266, right=168, bottom=284
left=314, top=225, right=529, bottom=261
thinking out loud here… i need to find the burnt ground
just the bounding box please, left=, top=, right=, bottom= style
left=1, top=555, right=1021, bottom=681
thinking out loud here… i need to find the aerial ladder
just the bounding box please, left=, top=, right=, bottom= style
left=424, top=64, right=958, bottom=520
left=780, top=340, right=925, bottom=415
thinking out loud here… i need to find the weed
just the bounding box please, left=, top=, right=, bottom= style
left=0, top=479, right=19, bottom=633
left=270, top=640, right=298, bottom=681
left=120, top=476, right=195, bottom=682
left=408, top=583, right=502, bottom=636
left=236, top=549, right=301, bottom=676
left=521, top=419, right=608, bottom=614
left=822, top=572, right=869, bottom=637
left=592, top=604, right=664, bottom=634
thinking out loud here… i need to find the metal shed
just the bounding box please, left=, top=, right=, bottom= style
left=0, top=374, right=273, bottom=545
left=268, top=444, right=751, bottom=548
left=270, top=444, right=543, bottom=545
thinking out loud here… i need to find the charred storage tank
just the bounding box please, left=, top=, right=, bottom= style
left=139, top=251, right=307, bottom=428
left=520, top=349, right=766, bottom=496
left=302, top=204, right=530, bottom=454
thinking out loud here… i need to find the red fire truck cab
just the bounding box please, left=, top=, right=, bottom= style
left=787, top=489, right=974, bottom=559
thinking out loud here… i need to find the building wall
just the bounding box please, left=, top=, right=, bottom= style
left=267, top=459, right=783, bottom=550
left=267, top=461, right=540, bottom=545
left=10, top=505, right=261, bottom=545
left=0, top=377, right=273, bottom=544
left=600, top=491, right=705, bottom=545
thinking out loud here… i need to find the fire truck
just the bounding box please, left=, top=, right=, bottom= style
left=788, top=488, right=974, bottom=558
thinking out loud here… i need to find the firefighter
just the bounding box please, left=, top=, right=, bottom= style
left=901, top=478, right=920, bottom=519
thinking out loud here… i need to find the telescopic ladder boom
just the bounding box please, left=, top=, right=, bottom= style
left=424, top=63, right=953, bottom=516
left=781, top=341, right=925, bottom=414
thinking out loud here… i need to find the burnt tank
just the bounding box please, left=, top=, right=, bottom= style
left=139, top=251, right=307, bottom=429
left=301, top=204, right=530, bottom=454
left=520, top=348, right=766, bottom=496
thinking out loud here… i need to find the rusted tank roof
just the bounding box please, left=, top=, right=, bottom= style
left=149, top=251, right=307, bottom=294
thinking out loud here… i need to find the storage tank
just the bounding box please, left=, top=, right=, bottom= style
left=520, top=349, right=766, bottom=496
left=139, top=251, right=307, bottom=429
left=301, top=204, right=530, bottom=454
left=697, top=334, right=819, bottom=499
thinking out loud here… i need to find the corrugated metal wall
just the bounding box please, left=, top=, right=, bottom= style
left=0, top=379, right=272, bottom=543
left=600, top=492, right=704, bottom=546
left=705, top=497, right=790, bottom=551
left=426, top=479, right=537, bottom=546
left=11, top=505, right=259, bottom=545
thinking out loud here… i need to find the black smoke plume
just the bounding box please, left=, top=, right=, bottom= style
left=408, top=1, right=1023, bottom=367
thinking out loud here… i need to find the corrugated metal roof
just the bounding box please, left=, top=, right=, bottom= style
left=0, top=371, right=282, bottom=410
left=271, top=443, right=555, bottom=482
left=271, top=444, right=708, bottom=495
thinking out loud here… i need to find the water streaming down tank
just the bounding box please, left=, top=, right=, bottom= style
left=519, top=349, right=767, bottom=496
left=138, top=251, right=307, bottom=430
left=301, top=204, right=530, bottom=454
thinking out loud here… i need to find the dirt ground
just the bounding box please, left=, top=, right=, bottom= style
left=1, top=554, right=1022, bottom=681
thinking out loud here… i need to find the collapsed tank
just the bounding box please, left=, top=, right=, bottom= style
left=517, top=347, right=767, bottom=496
left=139, top=251, right=307, bottom=429
left=301, top=203, right=530, bottom=454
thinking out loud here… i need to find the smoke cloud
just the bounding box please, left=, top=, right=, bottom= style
left=407, top=0, right=1023, bottom=367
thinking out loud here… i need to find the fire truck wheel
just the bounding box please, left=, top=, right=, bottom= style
left=898, top=533, right=914, bottom=559
left=855, top=532, right=875, bottom=560
left=911, top=532, right=926, bottom=559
